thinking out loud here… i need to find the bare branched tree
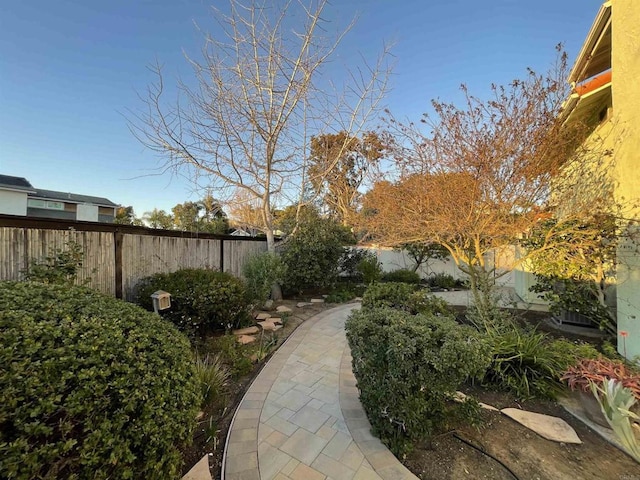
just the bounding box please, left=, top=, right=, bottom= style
left=128, top=0, right=391, bottom=255
left=362, top=48, right=606, bottom=321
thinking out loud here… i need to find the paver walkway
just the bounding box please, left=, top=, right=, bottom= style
left=222, top=303, right=417, bottom=480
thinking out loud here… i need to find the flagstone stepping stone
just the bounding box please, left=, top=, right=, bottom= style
left=255, top=312, right=271, bottom=320
left=276, top=305, right=292, bottom=312
left=232, top=326, right=260, bottom=335
left=181, top=454, right=212, bottom=480
left=257, top=321, right=277, bottom=331
left=273, top=325, right=283, bottom=331
left=269, top=317, right=283, bottom=325
left=480, top=402, right=500, bottom=412
left=453, top=391, right=499, bottom=412
left=501, top=408, right=582, bottom=444
left=237, top=334, right=256, bottom=345
left=297, top=302, right=311, bottom=308
left=310, top=298, right=325, bottom=303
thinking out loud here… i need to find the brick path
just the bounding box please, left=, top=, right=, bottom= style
left=222, top=303, right=417, bottom=480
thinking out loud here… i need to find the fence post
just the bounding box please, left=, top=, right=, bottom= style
left=114, top=231, right=123, bottom=299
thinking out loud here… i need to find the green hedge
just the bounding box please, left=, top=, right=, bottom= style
left=382, top=269, right=421, bottom=285
left=361, top=282, right=418, bottom=310
left=136, top=268, right=251, bottom=333
left=345, top=307, right=491, bottom=455
left=0, top=281, right=200, bottom=480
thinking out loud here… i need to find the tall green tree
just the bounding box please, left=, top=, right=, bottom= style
left=143, top=208, right=174, bottom=229
left=114, top=206, right=143, bottom=226
left=308, top=131, right=385, bottom=226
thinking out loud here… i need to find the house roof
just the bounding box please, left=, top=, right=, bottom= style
left=569, top=1, right=611, bottom=84
left=31, top=189, right=118, bottom=208
left=0, top=174, right=36, bottom=193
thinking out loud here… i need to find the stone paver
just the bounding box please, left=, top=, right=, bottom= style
left=223, top=304, right=417, bottom=480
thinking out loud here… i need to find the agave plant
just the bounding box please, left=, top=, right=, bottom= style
left=590, top=379, right=640, bottom=463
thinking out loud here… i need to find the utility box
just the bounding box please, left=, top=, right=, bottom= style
left=151, top=290, right=171, bottom=314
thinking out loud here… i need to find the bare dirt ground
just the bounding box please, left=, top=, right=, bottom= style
left=404, top=387, right=640, bottom=480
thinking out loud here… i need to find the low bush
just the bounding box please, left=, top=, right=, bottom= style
left=357, top=255, right=383, bottom=284
left=481, top=323, right=600, bottom=399
left=427, top=272, right=457, bottom=289
left=339, top=248, right=378, bottom=281
left=0, top=281, right=200, bottom=480
left=206, top=334, right=254, bottom=379
left=326, top=286, right=357, bottom=303
left=346, top=308, right=491, bottom=455
left=361, top=282, right=418, bottom=311
left=136, top=268, right=251, bottom=333
left=406, top=289, right=452, bottom=316
left=242, top=252, right=286, bottom=305
left=382, top=269, right=421, bottom=284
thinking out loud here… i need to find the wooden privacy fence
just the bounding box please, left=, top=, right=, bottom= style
left=0, top=215, right=268, bottom=301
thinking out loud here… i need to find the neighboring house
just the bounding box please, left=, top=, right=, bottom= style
left=515, top=0, right=640, bottom=359
left=0, top=175, right=117, bottom=223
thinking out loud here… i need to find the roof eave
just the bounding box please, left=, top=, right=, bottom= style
left=568, top=1, right=612, bottom=84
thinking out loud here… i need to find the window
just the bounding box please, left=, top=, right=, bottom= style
left=28, top=199, right=64, bottom=210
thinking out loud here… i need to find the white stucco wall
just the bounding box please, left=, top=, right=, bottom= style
left=0, top=190, right=28, bottom=216
left=359, top=246, right=515, bottom=288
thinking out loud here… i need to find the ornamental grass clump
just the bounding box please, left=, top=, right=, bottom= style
left=0, top=281, right=201, bottom=480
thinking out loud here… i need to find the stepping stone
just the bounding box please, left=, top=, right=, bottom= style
left=453, top=391, right=499, bottom=411
left=257, top=321, right=277, bottom=331
left=276, top=305, right=292, bottom=312
left=273, top=325, right=283, bottom=331
left=255, top=312, right=271, bottom=320
left=480, top=402, right=500, bottom=412
left=297, top=302, right=311, bottom=308
left=310, top=298, right=325, bottom=303
left=232, top=326, right=260, bottom=335
left=237, top=335, right=256, bottom=345
left=269, top=317, right=283, bottom=325
left=501, top=408, right=582, bottom=444
left=181, top=454, right=212, bottom=480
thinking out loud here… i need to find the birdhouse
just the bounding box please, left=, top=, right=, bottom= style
left=151, top=290, right=171, bottom=314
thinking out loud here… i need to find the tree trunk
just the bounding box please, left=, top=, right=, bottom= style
left=265, top=227, right=283, bottom=301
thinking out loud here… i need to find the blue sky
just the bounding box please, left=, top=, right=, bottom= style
left=0, top=0, right=603, bottom=218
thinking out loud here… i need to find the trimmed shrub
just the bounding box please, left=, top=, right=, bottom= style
left=481, top=323, right=601, bottom=399
left=406, top=289, right=452, bottom=316
left=346, top=308, right=491, bottom=455
left=136, top=268, right=251, bottom=333
left=356, top=255, right=383, bottom=284
left=427, top=272, right=457, bottom=289
left=280, top=216, right=352, bottom=293
left=339, top=248, right=378, bottom=281
left=361, top=282, right=418, bottom=311
left=0, top=281, right=200, bottom=480
left=382, top=269, right=421, bottom=285
left=242, top=252, right=286, bottom=305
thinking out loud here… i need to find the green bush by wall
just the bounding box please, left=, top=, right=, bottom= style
left=0, top=281, right=201, bottom=480
left=136, top=268, right=251, bottom=333
left=345, top=307, right=491, bottom=455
